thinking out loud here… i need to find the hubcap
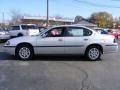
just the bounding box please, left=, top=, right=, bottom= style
left=88, top=48, right=100, bottom=60
left=19, top=47, right=30, bottom=59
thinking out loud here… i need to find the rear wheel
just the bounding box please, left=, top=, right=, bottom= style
left=16, top=45, right=34, bottom=60
left=85, top=46, right=102, bottom=61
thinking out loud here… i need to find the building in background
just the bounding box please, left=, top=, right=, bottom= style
left=74, top=17, right=97, bottom=29
left=21, top=16, right=74, bottom=27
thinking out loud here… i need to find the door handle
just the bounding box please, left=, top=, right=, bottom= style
left=84, top=39, right=88, bottom=41
left=58, top=39, right=63, bottom=41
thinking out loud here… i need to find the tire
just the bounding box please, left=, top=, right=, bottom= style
left=0, top=40, right=2, bottom=43
left=0, top=39, right=5, bottom=43
left=16, top=45, right=34, bottom=60
left=85, top=46, right=102, bottom=61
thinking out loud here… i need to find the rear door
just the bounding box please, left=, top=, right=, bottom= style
left=64, top=27, right=92, bottom=54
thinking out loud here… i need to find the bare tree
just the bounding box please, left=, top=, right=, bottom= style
left=74, top=16, right=83, bottom=24
left=54, top=15, right=63, bottom=19
left=9, top=9, right=23, bottom=25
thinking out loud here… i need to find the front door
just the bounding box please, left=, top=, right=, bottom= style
left=36, top=27, right=65, bottom=54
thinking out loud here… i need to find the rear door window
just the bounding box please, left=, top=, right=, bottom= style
left=65, top=27, right=92, bottom=37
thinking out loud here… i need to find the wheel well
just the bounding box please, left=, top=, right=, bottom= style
left=15, top=43, right=34, bottom=54
left=85, top=44, right=103, bottom=54
left=18, top=33, right=23, bottom=36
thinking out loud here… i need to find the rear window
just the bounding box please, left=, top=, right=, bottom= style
left=95, top=29, right=108, bottom=34
left=21, top=25, right=38, bottom=30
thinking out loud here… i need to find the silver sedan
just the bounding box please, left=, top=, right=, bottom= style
left=4, top=25, right=118, bottom=61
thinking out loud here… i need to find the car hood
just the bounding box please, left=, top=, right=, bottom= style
left=6, top=35, right=41, bottom=46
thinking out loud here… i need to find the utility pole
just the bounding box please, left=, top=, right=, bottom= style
left=46, top=0, right=49, bottom=27
left=2, top=12, right=5, bottom=29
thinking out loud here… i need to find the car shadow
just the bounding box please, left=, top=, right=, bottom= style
left=33, top=55, right=89, bottom=61
left=0, top=52, right=16, bottom=60
left=0, top=52, right=90, bottom=61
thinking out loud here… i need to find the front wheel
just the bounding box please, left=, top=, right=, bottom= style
left=16, top=45, right=34, bottom=60
left=85, top=46, right=102, bottom=61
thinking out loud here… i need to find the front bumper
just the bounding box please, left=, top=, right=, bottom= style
left=4, top=46, right=16, bottom=55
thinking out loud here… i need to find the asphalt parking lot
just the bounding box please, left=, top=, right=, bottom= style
left=0, top=40, right=120, bottom=90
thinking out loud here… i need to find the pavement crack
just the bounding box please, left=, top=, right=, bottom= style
left=58, top=62, right=89, bottom=90
left=59, top=62, right=107, bottom=90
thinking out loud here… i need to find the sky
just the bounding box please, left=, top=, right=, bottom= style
left=0, top=0, right=120, bottom=21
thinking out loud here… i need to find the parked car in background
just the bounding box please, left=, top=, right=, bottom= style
left=107, top=29, right=120, bottom=39
left=0, top=29, right=10, bottom=42
left=4, top=25, right=118, bottom=61
left=9, top=24, right=40, bottom=37
left=94, top=28, right=108, bottom=34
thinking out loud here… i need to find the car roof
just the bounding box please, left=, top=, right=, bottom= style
left=94, top=28, right=104, bottom=30
left=39, top=25, right=98, bottom=37
left=50, top=25, right=93, bottom=30
left=52, top=25, right=96, bottom=33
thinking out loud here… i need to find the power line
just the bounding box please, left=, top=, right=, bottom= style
left=74, top=0, right=120, bottom=8
left=111, top=0, right=120, bottom=1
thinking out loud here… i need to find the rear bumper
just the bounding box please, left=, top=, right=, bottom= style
left=103, top=43, right=118, bottom=54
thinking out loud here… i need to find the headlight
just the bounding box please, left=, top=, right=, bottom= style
left=5, top=41, right=10, bottom=46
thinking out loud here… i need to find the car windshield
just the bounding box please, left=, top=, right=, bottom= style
left=21, top=25, right=38, bottom=30
left=39, top=28, right=49, bottom=37
left=10, top=26, right=20, bottom=30
left=0, top=30, right=6, bottom=32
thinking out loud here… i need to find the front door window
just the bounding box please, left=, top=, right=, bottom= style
left=46, top=27, right=65, bottom=37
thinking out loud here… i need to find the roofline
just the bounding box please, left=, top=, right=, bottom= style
left=10, top=24, right=37, bottom=26
left=50, top=25, right=94, bottom=29
left=22, top=16, right=74, bottom=23
left=73, top=24, right=97, bottom=26
left=40, top=25, right=96, bottom=35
